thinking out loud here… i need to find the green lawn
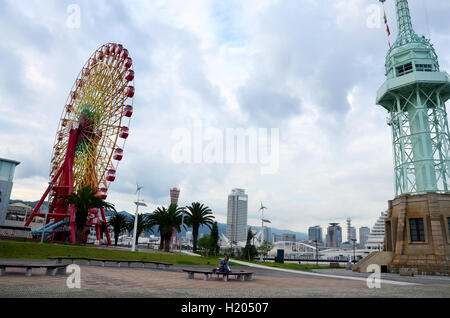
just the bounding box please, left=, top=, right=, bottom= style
left=0, top=241, right=238, bottom=266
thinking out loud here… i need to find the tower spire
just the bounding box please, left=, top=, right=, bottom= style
left=396, top=1, right=414, bottom=36
left=395, top=0, right=419, bottom=45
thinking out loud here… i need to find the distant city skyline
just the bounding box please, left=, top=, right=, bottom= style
left=7, top=191, right=377, bottom=240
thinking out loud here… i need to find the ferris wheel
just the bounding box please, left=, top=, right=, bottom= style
left=51, top=43, right=134, bottom=196
left=25, top=43, right=135, bottom=245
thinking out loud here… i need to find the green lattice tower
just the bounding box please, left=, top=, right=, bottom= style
left=377, top=0, right=450, bottom=197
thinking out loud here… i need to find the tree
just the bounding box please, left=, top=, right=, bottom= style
left=242, top=227, right=258, bottom=261
left=197, top=234, right=211, bottom=255
left=147, top=204, right=185, bottom=252
left=184, top=202, right=215, bottom=252
left=126, top=213, right=151, bottom=246
left=108, top=212, right=128, bottom=246
left=257, top=241, right=272, bottom=262
left=60, top=185, right=116, bottom=244
left=209, top=222, right=220, bottom=256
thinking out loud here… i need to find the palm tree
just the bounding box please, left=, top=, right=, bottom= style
left=108, top=212, right=128, bottom=246
left=127, top=213, right=152, bottom=245
left=147, top=204, right=185, bottom=252
left=185, top=202, right=215, bottom=252
left=60, top=185, right=116, bottom=244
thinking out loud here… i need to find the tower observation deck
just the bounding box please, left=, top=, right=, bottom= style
left=377, top=0, right=450, bottom=196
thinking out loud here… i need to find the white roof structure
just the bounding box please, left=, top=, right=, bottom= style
left=219, top=233, right=246, bottom=248
left=8, top=202, right=33, bottom=209
left=365, top=211, right=387, bottom=251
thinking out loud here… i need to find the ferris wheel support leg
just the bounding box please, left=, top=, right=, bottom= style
left=100, top=207, right=112, bottom=246
left=66, top=135, right=76, bottom=244
left=24, top=165, right=64, bottom=227
left=96, top=225, right=101, bottom=245
left=69, top=204, right=77, bottom=244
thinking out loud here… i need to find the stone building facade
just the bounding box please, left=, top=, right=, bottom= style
left=383, top=193, right=450, bottom=275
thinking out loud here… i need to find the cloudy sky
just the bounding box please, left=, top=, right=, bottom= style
left=1, top=0, right=449, bottom=238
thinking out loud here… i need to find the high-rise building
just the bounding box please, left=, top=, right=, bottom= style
left=263, top=227, right=272, bottom=243
left=359, top=226, right=370, bottom=249
left=282, top=233, right=296, bottom=242
left=0, top=158, right=20, bottom=225
left=272, top=234, right=281, bottom=242
left=326, top=223, right=342, bottom=248
left=226, top=188, right=248, bottom=242
left=350, top=227, right=356, bottom=242
left=346, top=218, right=356, bottom=242
left=308, top=225, right=323, bottom=242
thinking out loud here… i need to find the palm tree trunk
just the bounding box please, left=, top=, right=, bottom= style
left=114, top=230, right=119, bottom=246
left=76, top=228, right=84, bottom=245
left=159, top=231, right=164, bottom=250
left=164, top=236, right=171, bottom=252
left=192, top=226, right=199, bottom=252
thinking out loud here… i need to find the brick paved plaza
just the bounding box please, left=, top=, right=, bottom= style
left=0, top=260, right=449, bottom=298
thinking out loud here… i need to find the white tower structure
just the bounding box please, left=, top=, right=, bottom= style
left=365, top=211, right=388, bottom=251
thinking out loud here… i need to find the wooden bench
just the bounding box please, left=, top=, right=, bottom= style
left=399, top=271, right=414, bottom=277
left=0, top=263, right=68, bottom=277
left=183, top=269, right=254, bottom=282
left=329, top=262, right=341, bottom=268
left=48, top=256, right=173, bottom=270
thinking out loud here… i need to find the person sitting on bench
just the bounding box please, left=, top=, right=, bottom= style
left=216, top=255, right=231, bottom=273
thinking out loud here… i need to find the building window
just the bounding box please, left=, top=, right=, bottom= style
left=396, top=62, right=413, bottom=77
left=448, top=217, right=450, bottom=238
left=409, top=218, right=425, bottom=242
left=397, top=62, right=413, bottom=76
left=415, top=64, right=433, bottom=72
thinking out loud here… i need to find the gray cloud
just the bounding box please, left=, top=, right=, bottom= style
left=237, top=82, right=302, bottom=126
left=1, top=0, right=449, bottom=236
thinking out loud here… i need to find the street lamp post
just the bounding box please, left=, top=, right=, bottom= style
left=132, top=186, right=146, bottom=252
left=41, top=182, right=54, bottom=244
left=314, top=239, right=318, bottom=266
left=179, top=211, right=185, bottom=253
left=259, top=202, right=268, bottom=262
left=352, top=238, right=357, bottom=264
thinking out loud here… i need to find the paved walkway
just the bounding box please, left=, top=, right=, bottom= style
left=229, top=259, right=418, bottom=286
left=0, top=259, right=448, bottom=297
